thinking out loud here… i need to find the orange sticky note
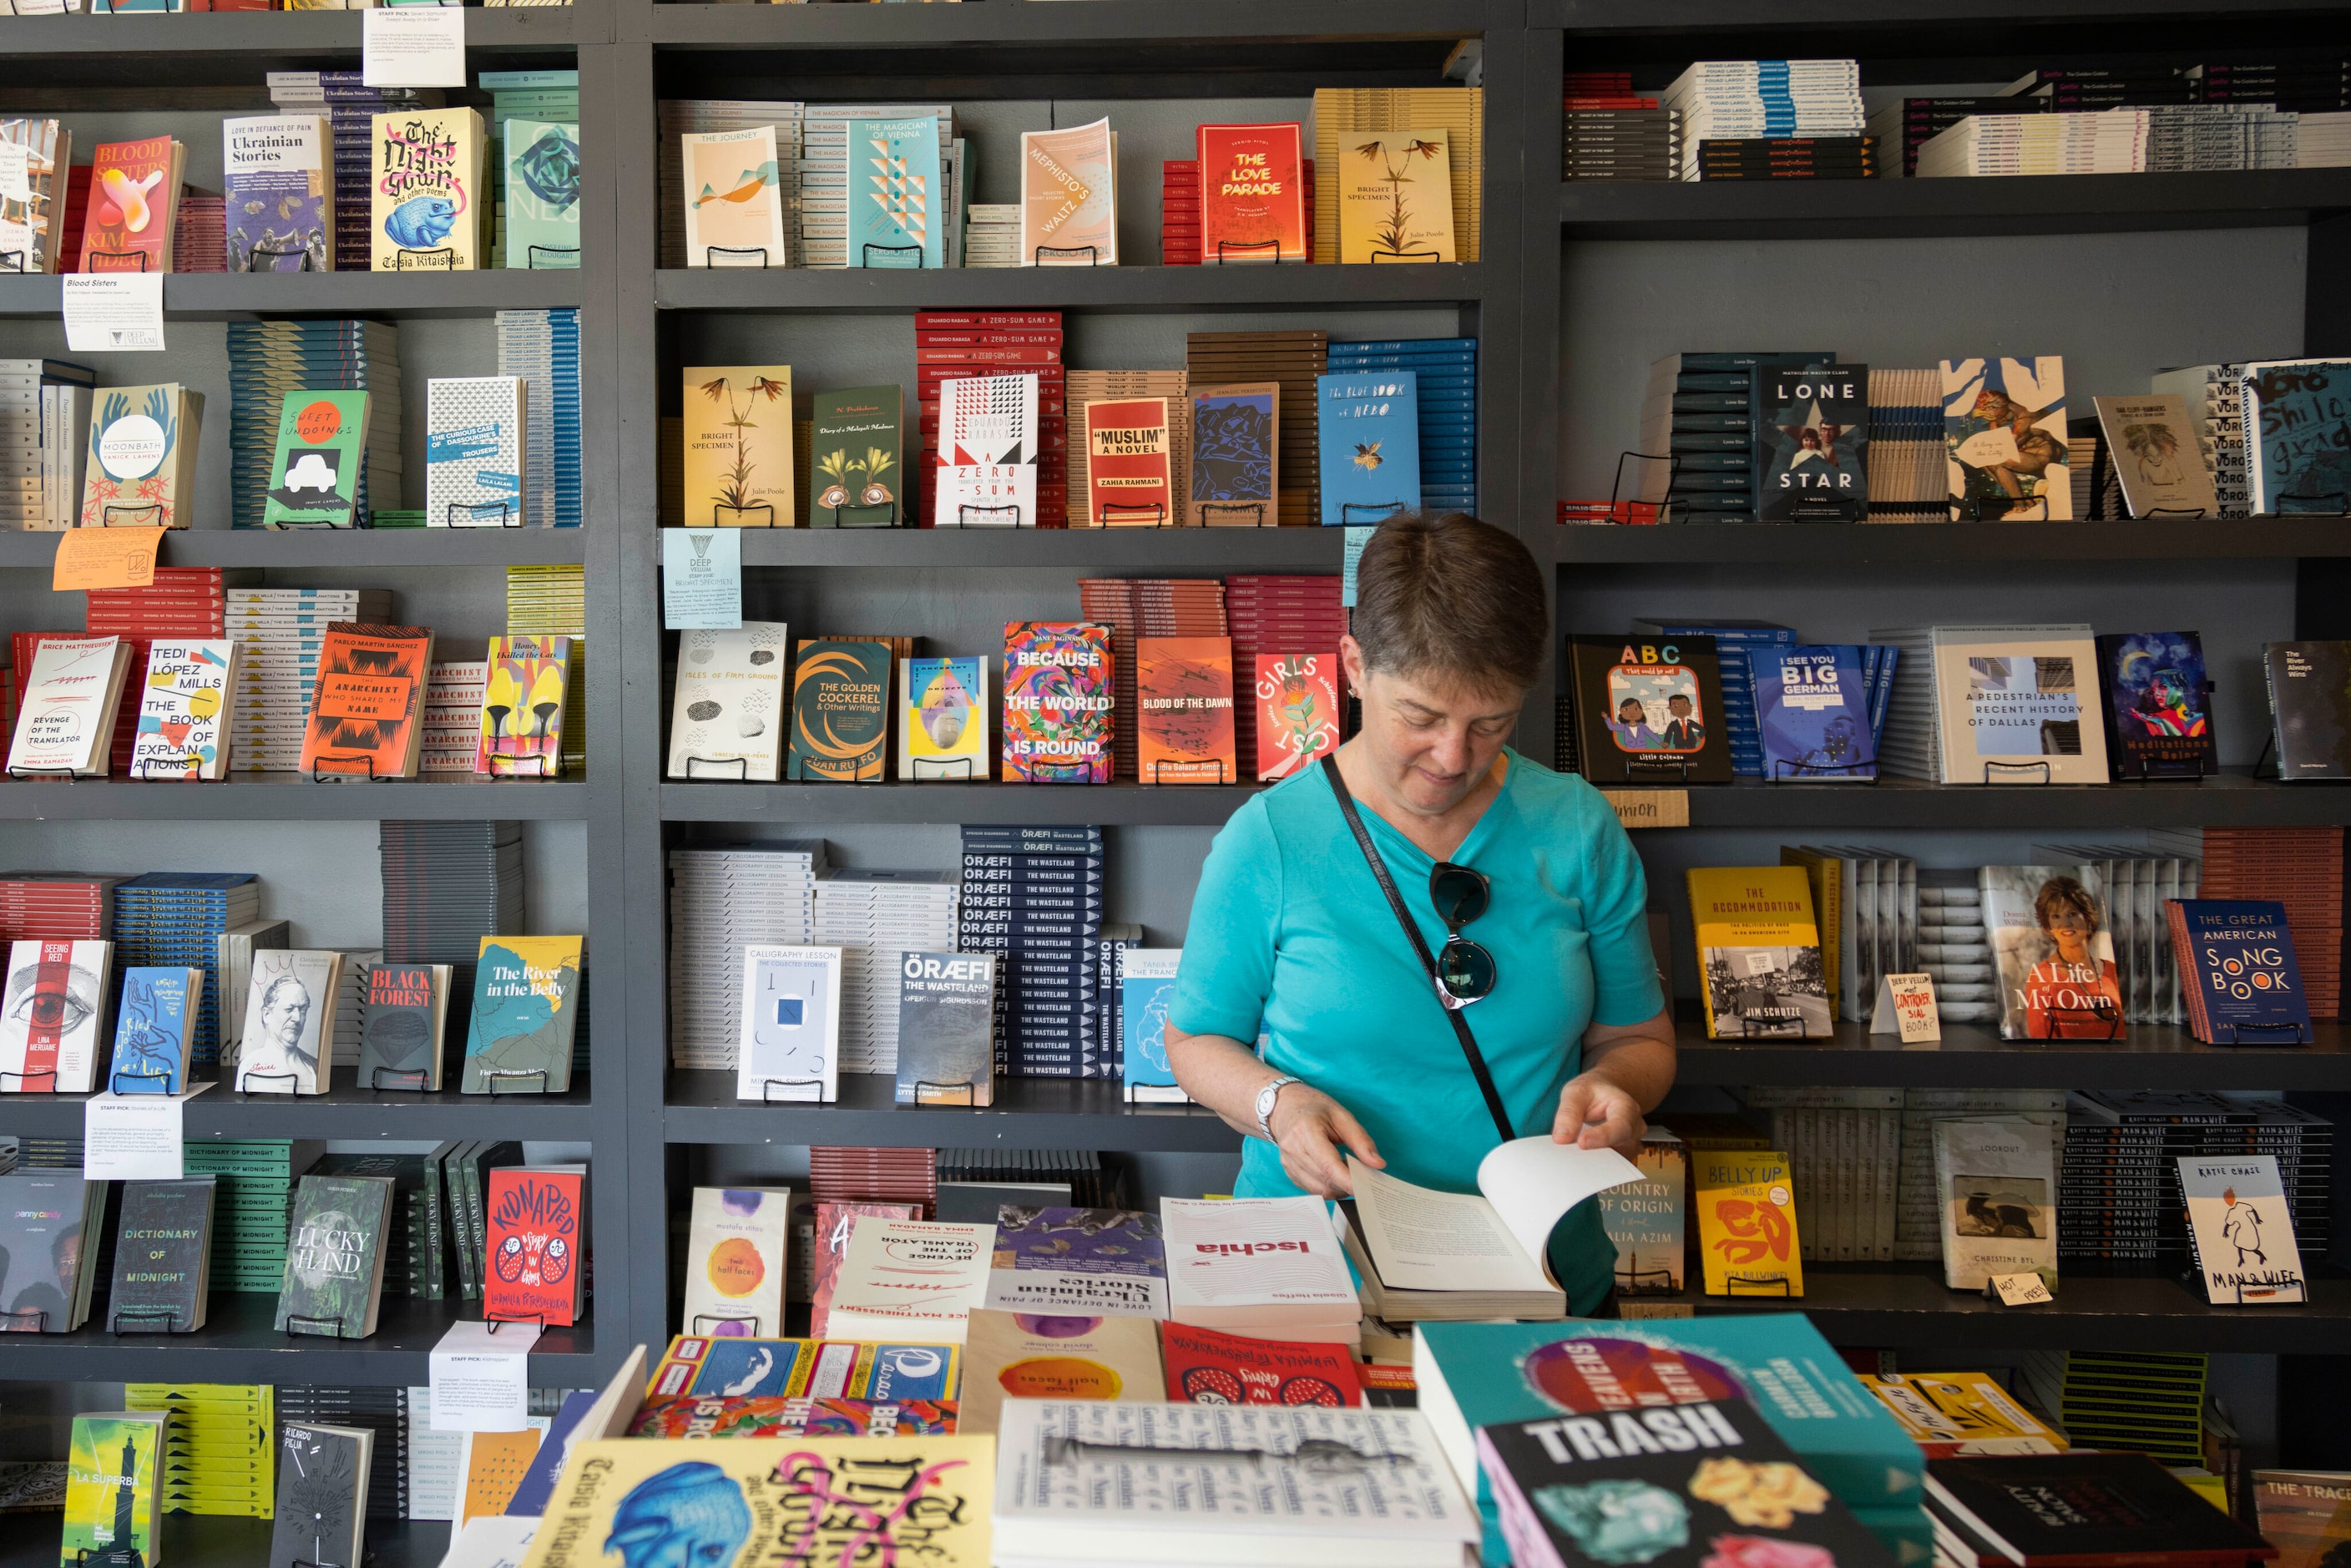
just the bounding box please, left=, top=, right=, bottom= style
left=458, top=1427, right=540, bottom=1525
left=53, top=528, right=163, bottom=592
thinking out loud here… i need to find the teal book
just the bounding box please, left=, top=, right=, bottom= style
left=1317, top=371, right=1422, bottom=526
left=461, top=936, right=584, bottom=1094
left=274, top=1174, right=395, bottom=1338
left=847, top=115, right=941, bottom=270
left=1416, top=1316, right=1923, bottom=1566
left=503, top=119, right=581, bottom=270
left=261, top=391, right=369, bottom=529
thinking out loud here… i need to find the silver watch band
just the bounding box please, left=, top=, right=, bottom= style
left=1256, top=1075, right=1301, bottom=1140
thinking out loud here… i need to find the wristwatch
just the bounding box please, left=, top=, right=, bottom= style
left=1255, top=1075, right=1301, bottom=1141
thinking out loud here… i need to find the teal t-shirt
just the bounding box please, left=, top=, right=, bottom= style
left=1170, top=749, right=1665, bottom=1315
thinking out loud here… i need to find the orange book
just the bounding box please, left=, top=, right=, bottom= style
left=301, top=622, right=432, bottom=781
left=1196, top=123, right=1306, bottom=264
left=1084, top=397, right=1173, bottom=526
left=1253, top=652, right=1341, bottom=781
left=79, top=136, right=183, bottom=273
left=1138, top=635, right=1236, bottom=785
left=458, top=1428, right=540, bottom=1525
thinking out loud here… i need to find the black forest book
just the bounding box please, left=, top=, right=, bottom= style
left=355, top=962, right=448, bottom=1091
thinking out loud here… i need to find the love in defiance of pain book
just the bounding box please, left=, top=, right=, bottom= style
left=129, top=639, right=236, bottom=779
left=223, top=114, right=331, bottom=273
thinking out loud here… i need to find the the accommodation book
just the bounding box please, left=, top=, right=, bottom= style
left=895, top=949, right=995, bottom=1106
left=2179, top=1153, right=2307, bottom=1305
left=462, top=935, right=584, bottom=1094
left=107, top=1176, right=214, bottom=1333
left=2166, top=899, right=2310, bottom=1046
left=736, top=943, right=841, bottom=1104
left=267, top=1422, right=371, bottom=1568
left=1687, top=867, right=1833, bottom=1039
left=1925, top=1452, right=2276, bottom=1568
left=276, top=1172, right=395, bottom=1338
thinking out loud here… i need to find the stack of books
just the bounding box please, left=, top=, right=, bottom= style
left=402, top=1385, right=461, bottom=1520
left=507, top=564, right=589, bottom=769
left=265, top=72, right=442, bottom=273
left=800, top=104, right=955, bottom=270
left=2192, top=58, right=2351, bottom=111
left=1158, top=158, right=1317, bottom=264
left=1738, top=1086, right=1903, bottom=1262
left=665, top=842, right=826, bottom=1072
left=1637, top=349, right=1829, bottom=523
left=1311, top=86, right=1482, bottom=261
left=1078, top=577, right=1228, bottom=781
left=812, top=869, right=961, bottom=1077
left=0, top=120, right=68, bottom=274
left=282, top=1384, right=411, bottom=1520
left=2061, top=1090, right=2333, bottom=1276
left=2145, top=104, right=2298, bottom=170
left=2015, top=1357, right=2209, bottom=1468
left=960, top=824, right=1105, bottom=1078
left=917, top=310, right=1064, bottom=526
left=184, top=1140, right=322, bottom=1293
left=657, top=99, right=804, bottom=267
left=1866, top=367, right=1950, bottom=518
left=1186, top=330, right=1327, bottom=526
left=0, top=357, right=93, bottom=532
left=1091, top=926, right=1142, bottom=1078
left=124, top=1383, right=271, bottom=1521
left=114, top=873, right=257, bottom=1075
left=225, top=587, right=394, bottom=771
left=175, top=193, right=225, bottom=272
left=2005, top=66, right=2194, bottom=108
left=1664, top=59, right=1865, bottom=182
left=1562, top=71, right=1678, bottom=181
left=2148, top=363, right=2248, bottom=517
left=225, top=321, right=402, bottom=530
left=1926, top=1451, right=2274, bottom=1568
left=1866, top=97, right=2049, bottom=176
left=2198, top=827, right=2341, bottom=1015
left=963, top=203, right=1021, bottom=267
left=1894, top=1090, right=2066, bottom=1262
left=1226, top=574, right=1347, bottom=776
left=379, top=819, right=524, bottom=1008
left=1699, top=134, right=1878, bottom=180
left=1067, top=370, right=1191, bottom=524
left=1332, top=336, right=1476, bottom=517
left=86, top=569, right=227, bottom=771
left=2299, top=111, right=2351, bottom=164
left=1917, top=110, right=2151, bottom=176
left=0, top=873, right=112, bottom=947
left=420, top=660, right=488, bottom=776
left=810, top=1143, right=938, bottom=1216
left=2025, top=846, right=2201, bottom=1026
left=497, top=309, right=583, bottom=529
left=327, top=946, right=380, bottom=1071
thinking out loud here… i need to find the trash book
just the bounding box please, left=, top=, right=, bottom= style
left=680, top=1185, right=790, bottom=1339
left=2166, top=898, right=2311, bottom=1046
left=736, top=943, right=841, bottom=1104
left=369, top=107, right=487, bottom=271
left=223, top=114, right=331, bottom=273
left=2179, top=1153, right=2308, bottom=1305
left=262, top=391, right=370, bottom=529
left=461, top=935, right=584, bottom=1094
left=1687, top=867, right=1832, bottom=1040
left=668, top=620, right=789, bottom=781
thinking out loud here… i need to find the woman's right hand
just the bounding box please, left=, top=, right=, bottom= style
left=1267, top=1082, right=1385, bottom=1198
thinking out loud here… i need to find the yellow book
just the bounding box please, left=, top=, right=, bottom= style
left=683, top=365, right=795, bottom=526
left=1686, top=866, right=1832, bottom=1040
left=1337, top=131, right=1457, bottom=263
left=1693, top=1146, right=1803, bottom=1298
left=459, top=1428, right=542, bottom=1525
left=369, top=108, right=487, bottom=271
left=1859, top=1371, right=2066, bottom=1456
left=1312, top=86, right=1480, bottom=263
left=520, top=1436, right=994, bottom=1568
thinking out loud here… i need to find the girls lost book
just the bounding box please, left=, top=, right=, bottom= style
left=1255, top=652, right=1340, bottom=781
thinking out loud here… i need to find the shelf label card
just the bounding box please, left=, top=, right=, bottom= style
left=53, top=526, right=164, bottom=592
left=1341, top=525, right=1375, bottom=607
left=1871, top=972, right=1939, bottom=1043
left=1990, top=1272, right=2054, bottom=1307
left=61, top=274, right=164, bottom=353
left=364, top=6, right=468, bottom=89
left=663, top=527, right=744, bottom=630
left=83, top=1085, right=210, bottom=1181
left=431, top=1318, right=540, bottom=1431
left=1599, top=788, right=1687, bottom=830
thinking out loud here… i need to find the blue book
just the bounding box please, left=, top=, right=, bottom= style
left=2172, top=899, right=2312, bottom=1045
left=847, top=116, right=941, bottom=270
left=1119, top=949, right=1185, bottom=1104
left=1317, top=372, right=1422, bottom=525
left=109, top=967, right=199, bottom=1095
left=1418, top=1318, right=1924, bottom=1566
left=505, top=1388, right=596, bottom=1516
left=1752, top=645, right=1875, bottom=781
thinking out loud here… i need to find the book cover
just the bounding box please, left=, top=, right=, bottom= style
left=62, top=1414, right=163, bottom=1565
left=532, top=1437, right=993, bottom=1566
left=1158, top=1320, right=1363, bottom=1407
left=80, top=383, right=202, bottom=529
left=0, top=1173, right=88, bottom=1333
left=1859, top=1372, right=2065, bottom=1459
left=808, top=1202, right=925, bottom=1338
left=825, top=1216, right=994, bottom=1344
left=224, top=114, right=330, bottom=272
left=1338, top=131, right=1457, bottom=263
left=2263, top=641, right=2351, bottom=780
left=1941, top=357, right=2070, bottom=521
left=107, top=966, right=198, bottom=1094
left=1119, top=948, right=1184, bottom=1105
left=275, top=1173, right=393, bottom=1337
left=1020, top=116, right=1116, bottom=266
left=682, top=125, right=787, bottom=267
left=899, top=655, right=987, bottom=780
left=2095, top=630, right=2214, bottom=781
left=261, top=391, right=370, bottom=529
left=1752, top=645, right=1873, bottom=781
left=2255, top=1472, right=2351, bottom=1568
left=684, top=366, right=792, bottom=528
left=1598, top=1127, right=1687, bottom=1296
left=108, top=1177, right=212, bottom=1333
left=1084, top=396, right=1174, bottom=526
left=369, top=107, right=486, bottom=271
left=650, top=1332, right=957, bottom=1403
left=1479, top=1395, right=1896, bottom=1568
left=1686, top=867, right=1831, bottom=1040
left=960, top=1308, right=1164, bottom=1434
left=787, top=638, right=890, bottom=781
left=1978, top=866, right=2120, bottom=1040
left=1134, top=635, right=1236, bottom=785
left=478, top=635, right=570, bottom=777
left=301, top=622, right=431, bottom=781
left=809, top=386, right=903, bottom=528
left=938, top=373, right=1039, bottom=525
left=1565, top=635, right=1734, bottom=785
left=681, top=1186, right=790, bottom=1339
left=2180, top=1154, right=2306, bottom=1305
left=2170, top=899, right=2308, bottom=1045
left=1932, top=1118, right=2056, bottom=1291
left=426, top=375, right=527, bottom=528
left=736, top=944, right=841, bottom=1104
left=895, top=950, right=996, bottom=1106
left=9, top=636, right=126, bottom=776
left=669, top=620, right=788, bottom=780
left=628, top=1394, right=956, bottom=1440
left=1317, top=372, right=1422, bottom=526
left=503, top=119, right=580, bottom=269
left=484, top=1166, right=585, bottom=1327
left=2244, top=360, right=2351, bottom=514
left=1925, top=1453, right=2275, bottom=1566
left=1001, top=620, right=1113, bottom=782
left=1189, top=382, right=1277, bottom=526
left=462, top=936, right=584, bottom=1094
left=849, top=115, right=940, bottom=270
left=1929, top=627, right=2109, bottom=784
left=2, top=938, right=112, bottom=1093
left=1196, top=122, right=1307, bottom=264
left=0, top=119, right=65, bottom=274
left=236, top=948, right=340, bottom=1094
left=2091, top=394, right=2219, bottom=519
left=1253, top=652, right=1340, bottom=781
left=356, top=962, right=448, bottom=1090
left=80, top=135, right=178, bottom=272
left=129, top=638, right=235, bottom=780
left=1692, top=1147, right=1803, bottom=1297
left=1756, top=363, right=1868, bottom=523
left=983, top=1207, right=1165, bottom=1319
left=269, top=1423, right=371, bottom=1568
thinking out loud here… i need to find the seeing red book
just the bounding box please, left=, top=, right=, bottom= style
left=483, top=1166, right=586, bottom=1327
left=1253, top=652, right=1342, bottom=781
left=1137, top=636, right=1236, bottom=785
left=1158, top=1320, right=1363, bottom=1407
left=301, top=623, right=432, bottom=781
left=1196, top=123, right=1307, bottom=264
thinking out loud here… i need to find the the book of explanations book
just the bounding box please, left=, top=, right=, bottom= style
left=786, top=638, right=890, bottom=781
left=683, top=365, right=792, bottom=528
left=369, top=107, right=487, bottom=271
left=668, top=620, right=788, bottom=780
left=134, top=636, right=236, bottom=781
left=462, top=936, right=584, bottom=1094
left=224, top=114, right=331, bottom=273
left=276, top=1172, right=395, bottom=1338
left=809, top=386, right=903, bottom=527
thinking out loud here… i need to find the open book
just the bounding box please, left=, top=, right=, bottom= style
left=1341, top=1138, right=1642, bottom=1321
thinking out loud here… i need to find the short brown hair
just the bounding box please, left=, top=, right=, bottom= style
left=1351, top=512, right=1547, bottom=695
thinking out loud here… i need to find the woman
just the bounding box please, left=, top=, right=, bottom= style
left=2023, top=874, right=2122, bottom=1039
left=1166, top=513, right=1677, bottom=1317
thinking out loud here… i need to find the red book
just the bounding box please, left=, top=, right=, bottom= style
left=483, top=1166, right=586, bottom=1328
left=1158, top=1321, right=1363, bottom=1407
left=912, top=311, right=1064, bottom=329
left=79, top=136, right=179, bottom=274
left=1196, top=123, right=1307, bottom=265
left=913, top=329, right=1065, bottom=347
left=808, top=1200, right=919, bottom=1337
left=1252, top=652, right=1342, bottom=781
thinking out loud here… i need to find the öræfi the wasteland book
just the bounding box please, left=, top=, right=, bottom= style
left=1340, top=1138, right=1642, bottom=1322
left=894, top=949, right=995, bottom=1107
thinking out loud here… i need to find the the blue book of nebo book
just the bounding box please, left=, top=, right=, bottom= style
left=109, top=967, right=197, bottom=1094
left=1317, top=372, right=1422, bottom=525
left=1752, top=644, right=1875, bottom=781
left=2172, top=898, right=2310, bottom=1044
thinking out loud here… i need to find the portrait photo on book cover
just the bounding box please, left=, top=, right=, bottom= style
left=1605, top=659, right=1708, bottom=755
left=1950, top=1175, right=2046, bottom=1240
left=1965, top=655, right=2083, bottom=755
left=1701, top=945, right=1831, bottom=1038
left=1984, top=868, right=2122, bottom=1039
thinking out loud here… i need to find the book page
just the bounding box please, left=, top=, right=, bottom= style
left=1347, top=1158, right=1550, bottom=1293
left=1477, top=1136, right=1645, bottom=1283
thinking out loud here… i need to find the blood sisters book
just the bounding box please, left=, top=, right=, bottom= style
left=79, top=135, right=181, bottom=272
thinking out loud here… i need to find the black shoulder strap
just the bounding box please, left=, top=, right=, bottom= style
left=1320, top=753, right=1516, bottom=1146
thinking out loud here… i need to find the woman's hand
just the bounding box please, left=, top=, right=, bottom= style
left=1267, top=1082, right=1386, bottom=1198
left=1553, top=1069, right=1647, bottom=1156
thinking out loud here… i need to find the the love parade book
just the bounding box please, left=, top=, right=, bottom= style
left=1197, top=122, right=1306, bottom=264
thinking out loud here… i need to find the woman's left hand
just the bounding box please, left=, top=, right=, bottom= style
left=1552, top=1070, right=1647, bottom=1156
